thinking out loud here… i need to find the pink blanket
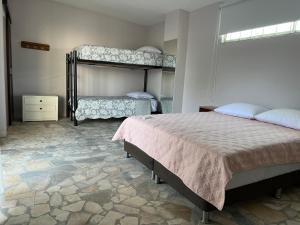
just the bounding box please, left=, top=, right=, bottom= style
left=113, top=112, right=300, bottom=210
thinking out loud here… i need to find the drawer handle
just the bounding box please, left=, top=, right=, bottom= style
left=40, top=108, right=43, bottom=110
left=40, top=100, right=43, bottom=102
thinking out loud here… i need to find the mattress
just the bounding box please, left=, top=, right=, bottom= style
left=74, top=45, right=176, bottom=68
left=75, top=96, right=151, bottom=121
left=113, top=112, right=300, bottom=210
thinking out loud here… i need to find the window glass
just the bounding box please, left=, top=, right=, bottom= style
left=221, top=20, right=299, bottom=43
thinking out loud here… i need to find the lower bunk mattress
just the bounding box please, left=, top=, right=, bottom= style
left=75, top=96, right=151, bottom=121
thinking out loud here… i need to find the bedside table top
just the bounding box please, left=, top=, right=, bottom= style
left=199, top=106, right=217, bottom=112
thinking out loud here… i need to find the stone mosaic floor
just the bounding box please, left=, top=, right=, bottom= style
left=0, top=119, right=299, bottom=225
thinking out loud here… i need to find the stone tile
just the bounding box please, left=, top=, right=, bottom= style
left=0, top=211, right=8, bottom=224
left=72, top=175, right=85, bottom=183
left=167, top=218, right=190, bottom=225
left=27, top=161, right=51, bottom=171
left=30, top=204, right=50, bottom=217
left=103, top=202, right=113, bottom=211
left=98, top=211, right=124, bottom=225
left=29, top=214, right=56, bottom=225
left=81, top=190, right=112, bottom=205
left=5, top=183, right=30, bottom=197
left=47, top=186, right=60, bottom=193
left=97, top=180, right=112, bottom=191
left=35, top=192, right=49, bottom=204
left=118, top=186, right=137, bottom=197
left=120, top=216, right=139, bottom=225
left=65, top=194, right=81, bottom=203
left=115, top=204, right=140, bottom=215
left=140, top=212, right=164, bottom=225
left=62, top=201, right=85, bottom=212
left=60, top=185, right=78, bottom=195
left=291, top=203, right=300, bottom=212
left=141, top=206, right=156, bottom=214
left=287, top=221, right=300, bottom=225
left=55, top=211, right=70, bottom=222
left=123, top=196, right=147, bottom=208
left=84, top=201, right=103, bottom=214
left=89, top=214, right=104, bottom=224
left=0, top=200, right=17, bottom=209
left=5, top=214, right=30, bottom=225
left=66, top=212, right=91, bottom=225
left=19, top=197, right=35, bottom=207
left=6, top=191, right=35, bottom=201
left=86, top=173, right=108, bottom=185
left=50, top=192, right=63, bottom=207
left=242, top=202, right=287, bottom=224
left=3, top=175, right=21, bottom=188
left=7, top=206, right=27, bottom=216
left=58, top=178, right=74, bottom=187
left=2, top=120, right=300, bottom=225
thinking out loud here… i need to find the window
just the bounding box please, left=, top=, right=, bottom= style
left=296, top=20, right=300, bottom=32
left=221, top=20, right=300, bottom=43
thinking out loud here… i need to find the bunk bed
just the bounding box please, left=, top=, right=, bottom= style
left=66, top=45, right=176, bottom=126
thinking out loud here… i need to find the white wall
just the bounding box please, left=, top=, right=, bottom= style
left=215, top=34, right=300, bottom=109
left=146, top=22, right=164, bottom=98
left=0, top=6, right=7, bottom=137
left=182, top=1, right=300, bottom=112
left=182, top=4, right=219, bottom=112
left=10, top=0, right=149, bottom=119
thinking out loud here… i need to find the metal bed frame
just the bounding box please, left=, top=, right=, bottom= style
left=66, top=50, right=174, bottom=126
left=124, top=141, right=300, bottom=224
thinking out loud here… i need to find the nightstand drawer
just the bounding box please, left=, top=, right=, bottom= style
left=23, top=96, right=57, bottom=105
left=23, top=104, right=56, bottom=112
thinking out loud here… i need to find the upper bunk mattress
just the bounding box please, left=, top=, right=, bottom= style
left=75, top=96, right=151, bottom=121
left=113, top=112, right=300, bottom=210
left=74, top=45, right=176, bottom=68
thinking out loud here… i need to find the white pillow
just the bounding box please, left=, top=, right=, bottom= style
left=137, top=46, right=162, bottom=54
left=127, top=91, right=154, bottom=99
left=255, top=109, right=300, bottom=130
left=214, top=103, right=269, bottom=119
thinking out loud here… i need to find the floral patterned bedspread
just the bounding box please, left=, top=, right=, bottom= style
left=75, top=96, right=151, bottom=121
left=75, top=45, right=176, bottom=68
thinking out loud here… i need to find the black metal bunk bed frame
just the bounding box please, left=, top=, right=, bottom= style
left=66, top=50, right=174, bottom=126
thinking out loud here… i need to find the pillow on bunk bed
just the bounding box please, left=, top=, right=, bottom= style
left=137, top=46, right=162, bottom=54
left=127, top=92, right=154, bottom=99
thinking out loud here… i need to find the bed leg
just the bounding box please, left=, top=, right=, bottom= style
left=154, top=175, right=161, bottom=184
left=151, top=171, right=155, bottom=180
left=126, top=152, right=131, bottom=158
left=275, top=188, right=283, bottom=199
left=200, top=211, right=210, bottom=224
left=74, top=118, right=78, bottom=126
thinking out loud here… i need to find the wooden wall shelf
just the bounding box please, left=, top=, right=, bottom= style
left=21, top=41, right=50, bottom=51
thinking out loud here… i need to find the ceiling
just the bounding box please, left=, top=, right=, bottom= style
left=48, top=0, right=228, bottom=26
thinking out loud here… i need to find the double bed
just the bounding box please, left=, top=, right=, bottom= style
left=113, top=111, right=300, bottom=223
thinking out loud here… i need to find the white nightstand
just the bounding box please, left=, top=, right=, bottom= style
left=22, top=95, right=58, bottom=122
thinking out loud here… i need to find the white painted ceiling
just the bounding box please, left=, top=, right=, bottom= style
left=48, top=0, right=227, bottom=26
